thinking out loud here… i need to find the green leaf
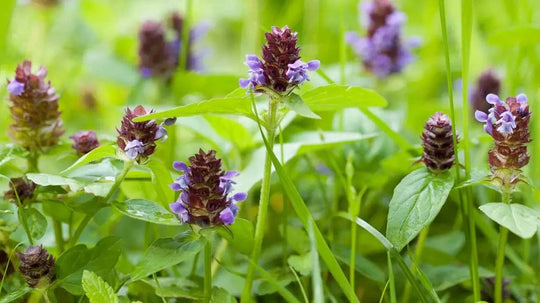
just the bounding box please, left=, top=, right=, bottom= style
left=26, top=173, right=82, bottom=192
left=204, top=115, right=256, bottom=151
left=210, top=287, right=238, bottom=303
left=287, top=253, right=312, bottom=276
left=260, top=131, right=358, bottom=302
left=43, top=200, right=72, bottom=223
left=145, top=160, right=174, bottom=207
left=487, top=26, right=540, bottom=46
left=139, top=277, right=203, bottom=299
left=285, top=94, right=321, bottom=119
left=0, top=285, right=31, bottom=303
left=132, top=89, right=254, bottom=122
left=82, top=270, right=119, bottom=303
left=245, top=260, right=301, bottom=303
left=112, top=199, right=181, bottom=226
left=130, top=232, right=205, bottom=281
left=61, top=144, right=116, bottom=175
left=55, top=237, right=122, bottom=295
left=216, top=218, right=254, bottom=255
left=301, top=84, right=387, bottom=111
left=423, top=264, right=492, bottom=291
left=479, top=203, right=540, bottom=238
left=386, top=168, right=454, bottom=250
left=21, top=207, right=47, bottom=241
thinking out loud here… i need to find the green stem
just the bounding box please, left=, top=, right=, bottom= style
left=204, top=237, right=213, bottom=302
left=241, top=99, right=279, bottom=302
left=461, top=0, right=472, bottom=176
left=387, top=252, right=396, bottom=303
left=495, top=190, right=511, bottom=303
left=464, top=188, right=480, bottom=300
left=52, top=219, right=64, bottom=253
left=27, top=153, right=39, bottom=173
left=401, top=226, right=429, bottom=303
left=69, top=160, right=134, bottom=246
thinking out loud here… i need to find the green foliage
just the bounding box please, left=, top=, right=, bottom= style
left=112, top=199, right=181, bottom=226
left=386, top=168, right=454, bottom=251
left=479, top=203, right=540, bottom=238
left=82, top=270, right=119, bottom=303
left=216, top=218, right=254, bottom=255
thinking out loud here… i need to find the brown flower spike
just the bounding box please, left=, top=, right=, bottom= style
left=421, top=112, right=455, bottom=172
left=6, top=61, right=63, bottom=152
left=17, top=245, right=55, bottom=288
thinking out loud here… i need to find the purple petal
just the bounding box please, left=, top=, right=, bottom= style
left=485, top=119, right=493, bottom=135
left=163, top=117, right=177, bottom=126
left=222, top=170, right=239, bottom=180
left=307, top=60, right=320, bottom=71
left=486, top=93, right=501, bottom=105
left=232, top=192, right=247, bottom=202
left=169, top=183, right=182, bottom=191
left=140, top=67, right=153, bottom=78
left=219, top=207, right=235, bottom=225
left=516, top=93, right=527, bottom=104
left=239, top=78, right=251, bottom=88
left=345, top=32, right=361, bottom=45
left=170, top=202, right=186, bottom=214
left=173, top=161, right=188, bottom=172
left=475, top=110, right=488, bottom=122
left=155, top=125, right=168, bottom=141
left=7, top=80, right=24, bottom=95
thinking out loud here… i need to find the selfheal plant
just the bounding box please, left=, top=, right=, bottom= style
left=470, top=69, right=501, bottom=114
left=70, top=130, right=100, bottom=155
left=475, top=93, right=531, bottom=188
left=6, top=61, right=64, bottom=152
left=17, top=245, right=55, bottom=288
left=346, top=0, right=418, bottom=78
left=421, top=112, right=455, bottom=172
left=117, top=105, right=170, bottom=163
left=239, top=26, right=320, bottom=95
left=169, top=149, right=246, bottom=226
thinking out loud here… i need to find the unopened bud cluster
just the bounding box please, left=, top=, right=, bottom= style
left=421, top=112, right=455, bottom=172
left=3, top=177, right=37, bottom=205
left=17, top=245, right=55, bottom=288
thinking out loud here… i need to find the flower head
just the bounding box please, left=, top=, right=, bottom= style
left=475, top=94, right=531, bottom=187
left=239, top=26, right=319, bottom=94
left=6, top=61, right=64, bottom=151
left=470, top=69, right=501, bottom=114
left=138, top=21, right=177, bottom=79
left=3, top=177, right=37, bottom=205
left=117, top=105, right=170, bottom=163
left=70, top=130, right=100, bottom=155
left=17, top=245, right=55, bottom=288
left=169, top=149, right=246, bottom=227
left=346, top=0, right=418, bottom=78
left=421, top=112, right=455, bottom=172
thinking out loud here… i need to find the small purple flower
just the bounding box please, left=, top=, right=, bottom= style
left=169, top=150, right=246, bottom=226
left=125, top=140, right=144, bottom=159
left=286, top=60, right=320, bottom=85
left=239, top=55, right=267, bottom=90
left=7, top=80, right=25, bottom=95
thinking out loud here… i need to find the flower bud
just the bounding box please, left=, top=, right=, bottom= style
left=421, top=112, right=455, bottom=172
left=6, top=61, right=64, bottom=151
left=138, top=21, right=177, bottom=79
left=475, top=94, right=531, bottom=187
left=3, top=177, right=37, bottom=205
left=169, top=149, right=247, bottom=226
left=17, top=245, right=55, bottom=288
left=117, top=106, right=167, bottom=163
left=70, top=130, right=100, bottom=155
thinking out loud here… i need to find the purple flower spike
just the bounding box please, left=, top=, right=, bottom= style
left=7, top=80, right=25, bottom=95
left=346, top=0, right=417, bottom=78
left=117, top=105, right=162, bottom=163
left=169, top=149, right=246, bottom=226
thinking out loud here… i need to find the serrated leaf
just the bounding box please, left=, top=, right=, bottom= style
left=286, top=93, right=321, bottom=119
left=82, top=270, right=119, bottom=303
left=112, top=199, right=181, bottom=226
left=55, top=237, right=122, bottom=295
left=130, top=232, right=205, bottom=281
left=386, top=168, right=454, bottom=251
left=210, top=287, right=238, bottom=303
left=301, top=84, right=387, bottom=111
left=479, top=203, right=540, bottom=238
left=217, top=218, right=254, bottom=255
